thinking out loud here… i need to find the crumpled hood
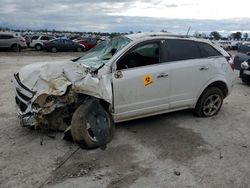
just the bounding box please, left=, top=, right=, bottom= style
left=18, top=60, right=112, bottom=103
left=19, top=61, right=86, bottom=94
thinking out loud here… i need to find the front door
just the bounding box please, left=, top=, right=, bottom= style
left=112, top=41, right=170, bottom=122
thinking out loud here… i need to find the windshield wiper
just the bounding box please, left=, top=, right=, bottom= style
left=93, top=63, right=105, bottom=74
left=71, top=56, right=82, bottom=62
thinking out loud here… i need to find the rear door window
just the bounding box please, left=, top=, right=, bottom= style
left=165, top=39, right=201, bottom=62
left=40, top=36, right=50, bottom=40
left=31, top=36, right=39, bottom=40
left=197, top=42, right=221, bottom=58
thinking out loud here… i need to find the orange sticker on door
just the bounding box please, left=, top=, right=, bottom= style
left=144, top=74, right=153, bottom=86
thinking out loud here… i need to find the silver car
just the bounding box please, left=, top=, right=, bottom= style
left=0, top=33, right=27, bottom=52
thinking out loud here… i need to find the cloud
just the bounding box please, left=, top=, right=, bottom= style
left=0, top=0, right=250, bottom=34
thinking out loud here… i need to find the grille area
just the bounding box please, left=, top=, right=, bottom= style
left=15, top=96, right=28, bottom=112
left=16, top=89, right=31, bottom=101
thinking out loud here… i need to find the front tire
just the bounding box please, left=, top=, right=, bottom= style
left=194, top=87, right=223, bottom=117
left=71, top=100, right=115, bottom=149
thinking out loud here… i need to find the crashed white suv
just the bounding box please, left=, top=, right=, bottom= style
left=12, top=33, right=234, bottom=149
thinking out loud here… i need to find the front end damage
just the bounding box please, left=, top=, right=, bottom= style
left=12, top=60, right=113, bottom=148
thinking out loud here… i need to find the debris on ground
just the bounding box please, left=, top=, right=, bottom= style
left=174, top=170, right=181, bottom=176
left=219, top=152, right=223, bottom=160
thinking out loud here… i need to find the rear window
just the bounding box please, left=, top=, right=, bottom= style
left=198, top=42, right=221, bottom=58
left=165, top=39, right=201, bottom=62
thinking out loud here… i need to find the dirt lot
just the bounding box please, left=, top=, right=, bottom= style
left=0, top=51, right=250, bottom=188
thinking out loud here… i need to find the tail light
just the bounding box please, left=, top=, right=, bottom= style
left=230, top=63, right=235, bottom=70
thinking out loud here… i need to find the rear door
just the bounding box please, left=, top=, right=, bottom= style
left=0, top=34, right=14, bottom=48
left=63, top=40, right=74, bottom=51
left=163, top=39, right=212, bottom=109
left=112, top=40, right=171, bottom=121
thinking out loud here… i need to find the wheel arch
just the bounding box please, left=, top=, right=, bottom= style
left=205, top=81, right=228, bottom=98
left=195, top=79, right=229, bottom=108
left=11, top=43, right=21, bottom=48
left=77, top=94, right=112, bottom=113
left=35, top=43, right=42, bottom=47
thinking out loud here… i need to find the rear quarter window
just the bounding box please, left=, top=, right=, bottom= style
left=198, top=42, right=222, bottom=58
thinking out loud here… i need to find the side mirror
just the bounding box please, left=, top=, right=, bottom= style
left=246, top=52, right=250, bottom=56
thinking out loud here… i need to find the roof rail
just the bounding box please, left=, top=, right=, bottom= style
left=149, top=33, right=189, bottom=38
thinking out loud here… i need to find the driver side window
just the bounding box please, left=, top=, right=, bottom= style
left=117, top=42, right=160, bottom=70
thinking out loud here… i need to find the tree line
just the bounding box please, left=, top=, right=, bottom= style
left=195, top=31, right=249, bottom=40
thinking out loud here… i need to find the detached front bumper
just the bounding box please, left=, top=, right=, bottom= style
left=12, top=73, right=38, bottom=127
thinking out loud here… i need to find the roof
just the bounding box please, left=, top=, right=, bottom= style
left=0, top=32, right=15, bottom=35
left=125, top=32, right=188, bottom=41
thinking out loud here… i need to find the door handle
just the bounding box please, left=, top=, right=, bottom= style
left=200, top=66, right=209, bottom=70
left=157, top=73, right=168, bottom=78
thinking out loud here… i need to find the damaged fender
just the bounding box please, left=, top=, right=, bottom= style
left=13, top=60, right=113, bottom=130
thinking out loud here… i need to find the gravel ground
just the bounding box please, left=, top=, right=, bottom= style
left=0, top=51, right=249, bottom=188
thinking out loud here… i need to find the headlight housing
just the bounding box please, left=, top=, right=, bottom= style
left=241, top=61, right=250, bottom=70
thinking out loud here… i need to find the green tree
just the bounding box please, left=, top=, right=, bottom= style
left=209, top=31, right=221, bottom=40
left=243, top=33, right=249, bottom=40
left=231, top=32, right=242, bottom=40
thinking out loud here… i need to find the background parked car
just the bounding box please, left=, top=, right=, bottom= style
left=240, top=59, right=250, bottom=83
left=74, top=38, right=97, bottom=50
left=30, top=35, right=55, bottom=50
left=215, top=40, right=232, bottom=50
left=230, top=41, right=242, bottom=50
left=0, top=32, right=27, bottom=52
left=233, top=42, right=250, bottom=70
left=43, top=38, right=85, bottom=52
left=24, top=35, right=31, bottom=47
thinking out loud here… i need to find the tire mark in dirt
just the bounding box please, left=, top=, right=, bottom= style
left=120, top=112, right=210, bottom=162
left=45, top=144, right=153, bottom=187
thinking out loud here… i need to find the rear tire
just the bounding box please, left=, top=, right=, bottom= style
left=71, top=100, right=115, bottom=149
left=76, top=46, right=83, bottom=52
left=194, top=87, right=223, bottom=117
left=11, top=44, right=21, bottom=52
left=51, top=47, right=57, bottom=53
left=35, top=44, right=42, bottom=51
left=242, top=78, right=247, bottom=83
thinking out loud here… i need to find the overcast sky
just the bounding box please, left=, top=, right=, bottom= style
left=0, top=0, right=250, bottom=34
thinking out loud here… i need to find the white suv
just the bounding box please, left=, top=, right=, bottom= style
left=0, top=33, right=27, bottom=51
left=13, top=33, right=234, bottom=149
left=30, top=35, right=55, bottom=50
